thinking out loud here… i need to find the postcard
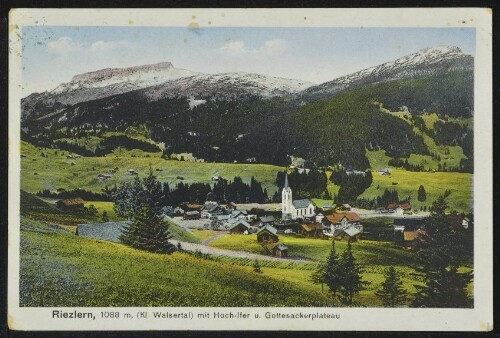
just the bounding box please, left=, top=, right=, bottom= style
left=8, top=8, right=492, bottom=331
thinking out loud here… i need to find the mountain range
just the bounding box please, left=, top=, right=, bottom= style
left=21, top=45, right=474, bottom=170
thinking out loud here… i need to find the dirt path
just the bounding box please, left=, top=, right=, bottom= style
left=171, top=240, right=312, bottom=263
left=201, top=231, right=228, bottom=245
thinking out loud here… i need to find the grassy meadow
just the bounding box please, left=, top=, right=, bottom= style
left=209, top=234, right=415, bottom=266
left=20, top=217, right=334, bottom=307
left=20, top=141, right=283, bottom=195
left=19, top=216, right=431, bottom=307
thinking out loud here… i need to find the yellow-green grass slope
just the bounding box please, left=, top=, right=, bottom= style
left=20, top=217, right=331, bottom=307
left=20, top=141, right=282, bottom=195
left=365, top=150, right=472, bottom=213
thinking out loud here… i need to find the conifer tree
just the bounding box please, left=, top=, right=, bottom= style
left=338, top=241, right=367, bottom=305
left=311, top=262, right=327, bottom=293
left=417, top=185, right=427, bottom=202
left=324, top=239, right=341, bottom=298
left=411, top=196, right=472, bottom=308
left=119, top=205, right=175, bottom=254
left=375, top=266, right=408, bottom=307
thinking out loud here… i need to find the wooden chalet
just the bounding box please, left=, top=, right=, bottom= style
left=229, top=220, right=251, bottom=234
left=183, top=210, right=201, bottom=220
left=273, top=244, right=289, bottom=257
left=402, top=229, right=428, bottom=249
left=333, top=227, right=361, bottom=242
left=298, top=222, right=324, bottom=238
left=56, top=197, right=85, bottom=211
left=256, top=225, right=279, bottom=243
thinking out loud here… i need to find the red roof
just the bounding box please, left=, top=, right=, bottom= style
left=387, top=203, right=398, bottom=210
left=399, top=202, right=412, bottom=210
left=326, top=212, right=360, bottom=223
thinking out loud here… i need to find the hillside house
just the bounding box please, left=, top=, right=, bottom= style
left=398, top=202, right=412, bottom=215
left=56, top=198, right=85, bottom=211
left=179, top=203, right=203, bottom=212
left=315, top=213, right=325, bottom=223
left=230, top=209, right=248, bottom=219
left=257, top=225, right=279, bottom=243
left=273, top=244, right=289, bottom=257
left=325, top=212, right=362, bottom=231
left=402, top=229, right=428, bottom=249
left=387, top=203, right=398, bottom=212
left=298, top=223, right=324, bottom=238
left=338, top=203, right=352, bottom=211
left=183, top=211, right=201, bottom=220
left=229, top=219, right=251, bottom=234
left=333, top=227, right=362, bottom=242
left=76, top=221, right=130, bottom=243
left=201, top=202, right=225, bottom=219
left=259, top=215, right=275, bottom=227
left=226, top=202, right=238, bottom=210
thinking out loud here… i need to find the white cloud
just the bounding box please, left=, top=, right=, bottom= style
left=219, top=39, right=287, bottom=57
left=46, top=37, right=132, bottom=57
left=89, top=40, right=131, bottom=52
left=46, top=37, right=83, bottom=56
left=258, top=39, right=287, bottom=55
left=219, top=40, right=248, bottom=55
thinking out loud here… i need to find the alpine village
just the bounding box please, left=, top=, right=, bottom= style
left=20, top=45, right=473, bottom=308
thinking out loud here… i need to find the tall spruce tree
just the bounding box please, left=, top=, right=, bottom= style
left=375, top=266, right=408, bottom=307
left=119, top=205, right=175, bottom=254
left=311, top=262, right=327, bottom=293
left=324, top=239, right=341, bottom=298
left=411, top=195, right=472, bottom=308
left=338, top=241, right=367, bottom=305
left=417, top=185, right=427, bottom=202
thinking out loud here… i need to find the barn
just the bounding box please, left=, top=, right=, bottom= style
left=272, top=244, right=288, bottom=257
left=256, top=225, right=279, bottom=243
left=229, top=220, right=251, bottom=234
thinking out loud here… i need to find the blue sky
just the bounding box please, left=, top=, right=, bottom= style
left=21, top=26, right=475, bottom=95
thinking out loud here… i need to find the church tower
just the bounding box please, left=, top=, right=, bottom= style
left=282, top=173, right=293, bottom=219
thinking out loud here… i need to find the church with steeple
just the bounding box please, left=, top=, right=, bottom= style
left=281, top=173, right=316, bottom=220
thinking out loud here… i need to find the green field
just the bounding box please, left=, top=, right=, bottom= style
left=21, top=141, right=283, bottom=195
left=19, top=211, right=472, bottom=307
left=209, top=234, right=415, bottom=266
left=360, top=167, right=472, bottom=213
left=191, top=230, right=220, bottom=242
left=20, top=217, right=333, bottom=307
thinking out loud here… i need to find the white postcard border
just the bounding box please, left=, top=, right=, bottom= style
left=8, top=8, right=493, bottom=331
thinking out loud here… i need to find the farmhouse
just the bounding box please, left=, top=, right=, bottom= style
left=272, top=244, right=289, bottom=257
left=256, top=225, right=279, bottom=243
left=402, top=229, right=428, bottom=249
left=333, top=227, right=361, bottom=242
left=229, top=219, right=251, bottom=234
left=325, top=212, right=362, bottom=229
left=183, top=211, right=201, bottom=220
left=298, top=223, right=324, bottom=238
left=259, top=215, right=275, bottom=227
left=281, top=174, right=315, bottom=220
left=76, top=221, right=130, bottom=243
left=200, top=202, right=225, bottom=219
left=56, top=198, right=85, bottom=211
left=398, top=202, right=412, bottom=215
